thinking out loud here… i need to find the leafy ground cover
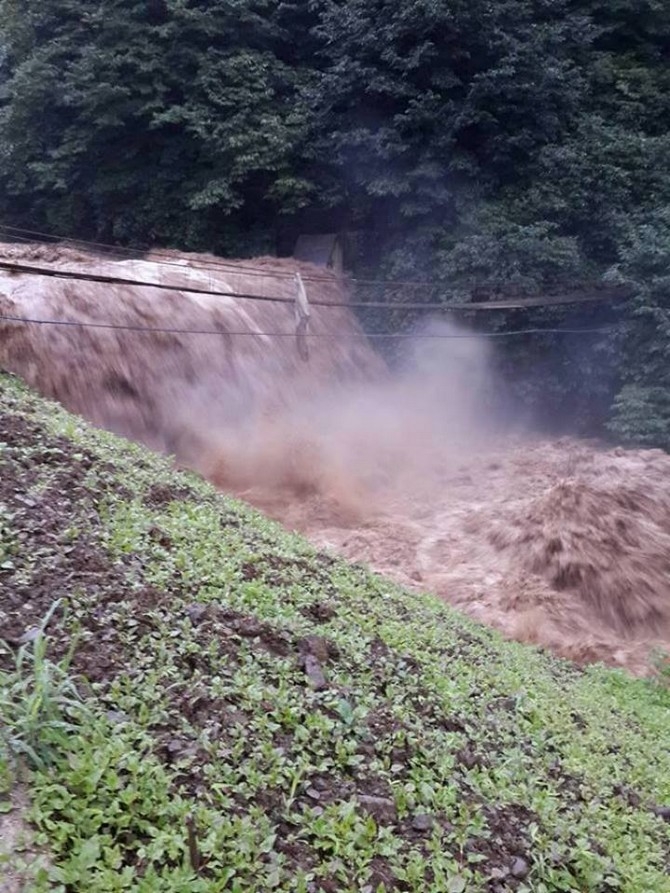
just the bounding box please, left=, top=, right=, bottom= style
left=0, top=372, right=669, bottom=892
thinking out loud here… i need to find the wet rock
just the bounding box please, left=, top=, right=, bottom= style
left=411, top=813, right=434, bottom=832
left=299, top=635, right=337, bottom=663
left=358, top=795, right=397, bottom=824
left=298, top=635, right=338, bottom=688
left=652, top=805, right=670, bottom=822
left=185, top=604, right=207, bottom=624
left=510, top=857, right=530, bottom=879
left=303, top=655, right=327, bottom=690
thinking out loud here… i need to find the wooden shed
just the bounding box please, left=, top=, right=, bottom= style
left=293, top=233, right=345, bottom=276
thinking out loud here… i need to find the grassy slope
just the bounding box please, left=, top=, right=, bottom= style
left=0, top=372, right=669, bottom=893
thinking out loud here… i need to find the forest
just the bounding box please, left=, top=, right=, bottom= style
left=1, top=0, right=669, bottom=443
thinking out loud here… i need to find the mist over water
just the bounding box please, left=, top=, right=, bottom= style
left=2, top=242, right=670, bottom=675
left=191, top=316, right=497, bottom=503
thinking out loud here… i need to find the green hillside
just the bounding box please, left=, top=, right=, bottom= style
left=1, top=373, right=669, bottom=892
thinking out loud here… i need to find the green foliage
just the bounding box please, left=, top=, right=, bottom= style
left=0, top=0, right=311, bottom=252
left=0, top=504, right=19, bottom=571
left=0, top=600, right=83, bottom=770
left=31, top=725, right=216, bottom=892
left=608, top=208, right=670, bottom=446
left=651, top=649, right=670, bottom=695
left=306, top=0, right=591, bottom=224
left=2, top=374, right=670, bottom=891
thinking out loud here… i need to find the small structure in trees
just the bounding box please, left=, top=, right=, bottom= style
left=293, top=233, right=345, bottom=275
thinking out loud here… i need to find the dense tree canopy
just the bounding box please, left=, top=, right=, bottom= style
left=0, top=0, right=313, bottom=250
left=1, top=0, right=669, bottom=442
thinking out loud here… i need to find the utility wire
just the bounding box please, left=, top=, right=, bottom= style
left=0, top=223, right=457, bottom=287
left=0, top=223, right=356, bottom=284
left=0, top=223, right=635, bottom=298
left=0, top=225, right=306, bottom=283
left=0, top=259, right=309, bottom=306
left=0, top=259, right=629, bottom=313
left=0, top=313, right=615, bottom=340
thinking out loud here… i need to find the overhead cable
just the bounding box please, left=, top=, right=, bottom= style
left=0, top=313, right=616, bottom=340
left=0, top=259, right=630, bottom=313
left=0, top=223, right=636, bottom=299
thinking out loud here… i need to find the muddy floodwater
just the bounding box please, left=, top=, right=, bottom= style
left=244, top=437, right=670, bottom=676
left=2, top=242, right=669, bottom=675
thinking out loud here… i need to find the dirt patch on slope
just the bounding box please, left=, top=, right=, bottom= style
left=0, top=394, right=560, bottom=890
left=0, top=402, right=157, bottom=681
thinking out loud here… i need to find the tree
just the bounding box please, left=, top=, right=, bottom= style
left=608, top=209, right=670, bottom=446
left=0, top=0, right=312, bottom=252
left=302, top=0, right=592, bottom=274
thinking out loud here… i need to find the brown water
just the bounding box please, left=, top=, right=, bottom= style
left=2, top=242, right=669, bottom=675
left=269, top=438, right=670, bottom=676
left=0, top=242, right=384, bottom=458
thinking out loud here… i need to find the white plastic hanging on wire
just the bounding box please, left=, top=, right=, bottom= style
left=294, top=273, right=311, bottom=361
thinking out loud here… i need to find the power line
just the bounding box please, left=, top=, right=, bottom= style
left=0, top=313, right=616, bottom=339
left=0, top=258, right=630, bottom=313
left=0, top=223, right=454, bottom=287
left=0, top=223, right=356, bottom=285
left=0, top=224, right=307, bottom=283
left=0, top=259, right=301, bottom=306
left=0, top=223, right=636, bottom=299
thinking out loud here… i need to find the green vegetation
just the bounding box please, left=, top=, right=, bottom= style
left=1, top=373, right=669, bottom=891
left=1, top=2, right=670, bottom=442
left=0, top=600, right=83, bottom=771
